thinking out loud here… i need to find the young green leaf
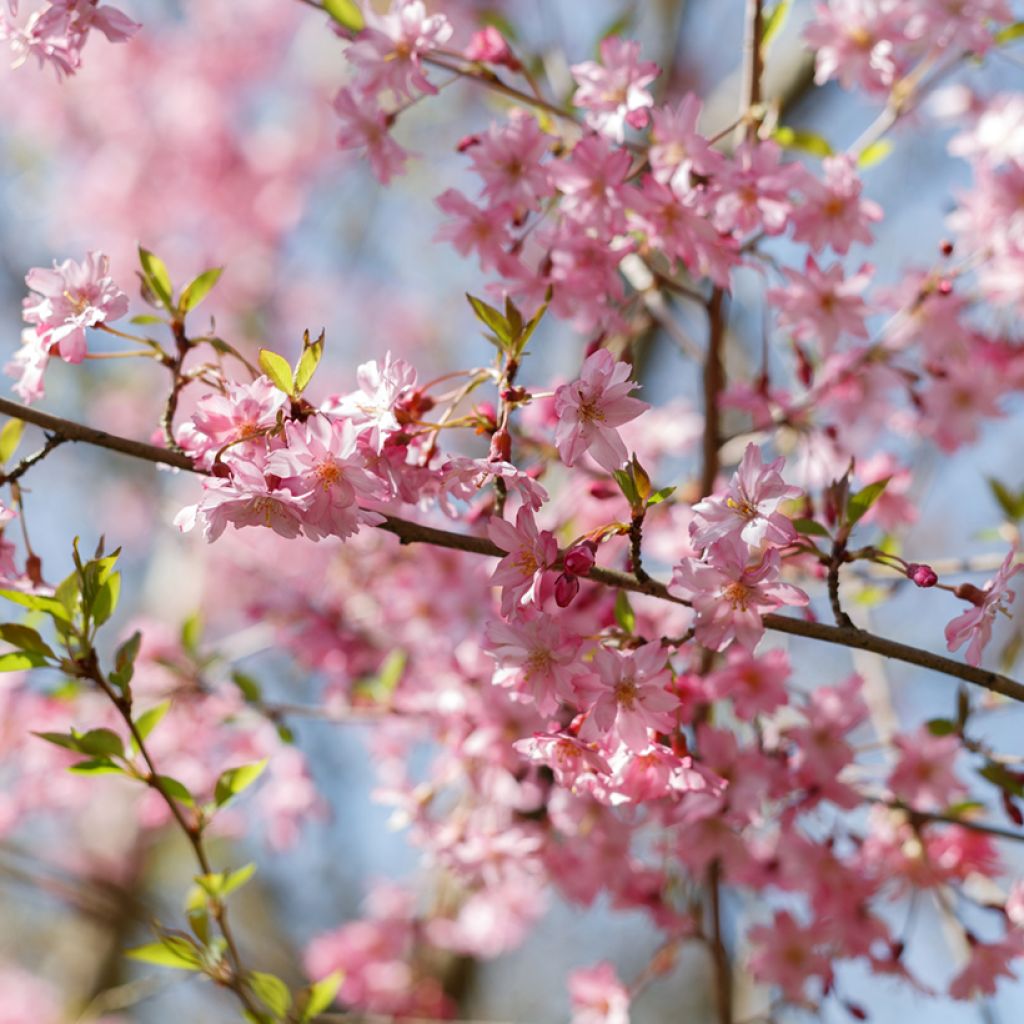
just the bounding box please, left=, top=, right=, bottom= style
left=773, top=125, right=834, bottom=157
left=614, top=590, right=635, bottom=635
left=761, top=0, right=791, bottom=49
left=138, top=246, right=174, bottom=309
left=126, top=937, right=203, bottom=971
left=179, top=267, right=223, bottom=313
left=258, top=349, right=295, bottom=396
left=0, top=623, right=56, bottom=659
left=857, top=139, right=893, bottom=169
left=250, top=971, right=292, bottom=1018
left=0, top=418, right=24, bottom=467
left=92, top=571, right=121, bottom=627
left=214, top=759, right=268, bottom=807
left=295, top=333, right=324, bottom=395
left=0, top=650, right=50, bottom=671
left=792, top=517, right=831, bottom=538
left=231, top=670, right=262, bottom=703
left=846, top=478, right=890, bottom=526
left=466, top=294, right=511, bottom=347
left=646, top=486, right=676, bottom=507
left=323, top=0, right=364, bottom=31
left=153, top=775, right=195, bottom=806
left=299, top=972, right=344, bottom=1021
left=110, top=630, right=143, bottom=692
left=134, top=700, right=172, bottom=744
left=76, top=727, right=125, bottom=759
left=68, top=759, right=125, bottom=776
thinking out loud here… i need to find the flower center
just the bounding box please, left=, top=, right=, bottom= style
left=722, top=581, right=752, bottom=610
left=614, top=675, right=638, bottom=709
left=314, top=460, right=341, bottom=488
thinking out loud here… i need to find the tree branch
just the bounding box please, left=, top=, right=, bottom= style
left=0, top=398, right=1020, bottom=703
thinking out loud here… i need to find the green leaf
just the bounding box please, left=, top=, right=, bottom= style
left=138, top=246, right=174, bottom=310
left=154, top=775, right=195, bottom=806
left=792, top=517, right=830, bottom=538
left=323, top=0, right=364, bottom=31
left=0, top=650, right=49, bottom=671
left=34, top=730, right=85, bottom=752
left=926, top=717, right=957, bottom=736
left=646, top=486, right=675, bottom=507
left=77, top=727, right=124, bottom=759
left=847, top=478, right=890, bottom=526
left=514, top=297, right=549, bottom=356
left=129, top=314, right=167, bottom=326
left=773, top=125, right=833, bottom=157
left=92, top=570, right=121, bottom=627
left=214, top=759, right=268, bottom=807
left=630, top=454, right=651, bottom=505
left=980, top=761, right=1024, bottom=798
left=126, top=937, right=203, bottom=971
left=250, top=971, right=292, bottom=1018
left=222, top=862, right=257, bottom=897
left=987, top=477, right=1024, bottom=521
left=300, top=972, right=344, bottom=1021
left=614, top=590, right=635, bottom=635
left=295, top=334, right=324, bottom=395
left=68, top=758, right=125, bottom=776
left=179, top=267, right=223, bottom=313
left=258, top=349, right=295, bottom=396
left=761, top=0, right=791, bottom=49
left=231, top=670, right=262, bottom=703
left=995, top=21, right=1024, bottom=44
left=0, top=623, right=56, bottom=659
left=110, top=630, right=142, bottom=692
left=180, top=612, right=203, bottom=655
left=134, top=700, right=172, bottom=743
left=377, top=649, right=406, bottom=695
left=857, top=139, right=893, bottom=169
left=466, top=294, right=511, bottom=348
left=0, top=419, right=24, bottom=467
left=0, top=588, right=71, bottom=622
left=612, top=468, right=639, bottom=510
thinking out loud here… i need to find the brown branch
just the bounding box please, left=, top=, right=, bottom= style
left=0, top=399, right=1020, bottom=702
left=701, top=288, right=727, bottom=497
left=0, top=432, right=66, bottom=485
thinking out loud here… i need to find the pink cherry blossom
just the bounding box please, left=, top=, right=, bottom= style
left=487, top=507, right=558, bottom=616
left=434, top=188, right=515, bottom=272
left=690, top=443, right=802, bottom=551
left=669, top=540, right=809, bottom=651
left=333, top=87, right=410, bottom=184
left=748, top=910, right=834, bottom=1002
left=554, top=349, right=649, bottom=473
left=568, top=961, right=630, bottom=1024
left=945, top=548, right=1023, bottom=666
left=649, top=94, right=724, bottom=190
left=465, top=110, right=552, bottom=210
left=792, top=155, right=883, bottom=254
left=888, top=728, right=965, bottom=810
left=570, top=37, right=660, bottom=143
left=576, top=643, right=678, bottom=752
left=22, top=250, right=128, bottom=364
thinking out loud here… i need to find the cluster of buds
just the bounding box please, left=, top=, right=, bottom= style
left=554, top=539, right=598, bottom=608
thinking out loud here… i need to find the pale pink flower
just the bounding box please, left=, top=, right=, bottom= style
left=5, top=328, right=50, bottom=404
left=514, top=732, right=611, bottom=793
left=175, top=459, right=308, bottom=543
left=804, top=0, right=911, bottom=93
left=22, top=250, right=128, bottom=364
left=707, top=647, right=791, bottom=719
left=554, top=349, right=648, bottom=472
left=265, top=416, right=385, bottom=541
left=945, top=548, right=1023, bottom=666
left=548, top=134, right=632, bottom=231
left=748, top=910, right=834, bottom=1001
left=570, top=37, right=660, bottom=143
left=949, top=935, right=1024, bottom=1000
left=577, top=643, right=678, bottom=752
left=464, top=25, right=517, bottom=68
left=568, top=962, right=630, bottom=1024
left=888, top=728, right=965, bottom=810
left=346, top=0, right=452, bottom=99
left=325, top=352, right=418, bottom=448
left=649, top=94, right=724, bottom=190
left=715, top=141, right=800, bottom=237
left=908, top=0, right=1012, bottom=56
left=0, top=963, right=62, bottom=1024
left=178, top=375, right=287, bottom=465
left=488, top=507, right=558, bottom=616
left=792, top=155, right=883, bottom=254
left=333, top=87, right=410, bottom=184
left=690, top=443, right=802, bottom=552
left=484, top=614, right=585, bottom=713
left=669, top=540, right=809, bottom=652
left=434, top=188, right=515, bottom=272
left=768, top=256, right=872, bottom=355
left=466, top=111, right=552, bottom=210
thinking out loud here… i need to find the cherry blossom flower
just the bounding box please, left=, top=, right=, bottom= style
left=325, top=352, right=418, bottom=447
left=690, top=443, right=802, bottom=551
left=554, top=349, right=649, bottom=472
left=333, top=87, right=410, bottom=185
left=487, top=507, right=558, bottom=616
left=568, top=962, right=631, bottom=1024
left=888, top=728, right=965, bottom=810
left=949, top=935, right=1024, bottom=1000
left=768, top=256, right=872, bottom=355
left=265, top=416, right=385, bottom=541
left=21, top=250, right=128, bottom=364
left=945, top=548, right=1023, bottom=666
left=514, top=732, right=611, bottom=793
left=649, top=94, right=724, bottom=190
left=5, top=328, right=50, bottom=404
left=669, top=540, right=809, bottom=651
left=792, top=155, right=883, bottom=254
left=576, top=643, right=677, bottom=752
left=570, top=37, right=659, bottom=143
left=748, top=910, right=834, bottom=1002
left=708, top=646, right=791, bottom=720
left=465, top=110, right=552, bottom=210
left=435, top=188, right=515, bottom=272
left=715, top=140, right=800, bottom=237
left=346, top=0, right=452, bottom=99
left=548, top=134, right=632, bottom=231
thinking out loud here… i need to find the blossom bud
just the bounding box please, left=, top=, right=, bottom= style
left=554, top=572, right=579, bottom=608
left=456, top=133, right=481, bottom=153
left=563, top=540, right=597, bottom=577
left=937, top=278, right=953, bottom=296
left=907, top=563, right=938, bottom=588
left=465, top=26, right=520, bottom=70
left=489, top=427, right=511, bottom=463
left=940, top=239, right=954, bottom=257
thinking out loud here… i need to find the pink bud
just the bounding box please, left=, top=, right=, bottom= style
left=563, top=540, right=597, bottom=577
left=908, top=563, right=938, bottom=587
left=465, top=26, right=520, bottom=69
left=554, top=572, right=580, bottom=608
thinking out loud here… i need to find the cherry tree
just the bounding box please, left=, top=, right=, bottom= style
left=1, top=1, right=1024, bottom=1023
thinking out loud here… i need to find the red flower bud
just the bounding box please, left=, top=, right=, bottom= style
left=563, top=540, right=597, bottom=577
left=554, top=572, right=580, bottom=608
left=907, top=563, right=938, bottom=587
